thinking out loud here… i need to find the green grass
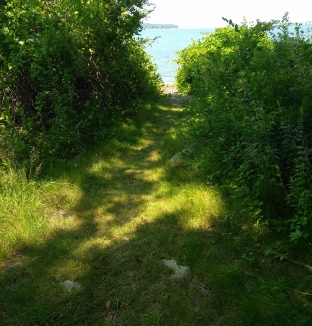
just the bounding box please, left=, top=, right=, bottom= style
left=1, top=95, right=311, bottom=325
left=0, top=167, right=48, bottom=259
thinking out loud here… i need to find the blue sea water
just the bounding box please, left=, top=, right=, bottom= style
left=140, top=26, right=311, bottom=85
left=140, top=28, right=215, bottom=85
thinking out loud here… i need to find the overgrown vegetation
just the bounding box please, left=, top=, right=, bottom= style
left=0, top=0, right=161, bottom=168
left=1, top=5, right=312, bottom=324
left=176, top=14, right=312, bottom=248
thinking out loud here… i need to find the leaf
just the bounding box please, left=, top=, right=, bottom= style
left=105, top=301, right=111, bottom=309
left=289, top=229, right=302, bottom=242
left=3, top=27, right=10, bottom=35
left=120, top=301, right=131, bottom=310
left=278, top=254, right=286, bottom=260
left=264, top=248, right=273, bottom=256
left=106, top=311, right=116, bottom=321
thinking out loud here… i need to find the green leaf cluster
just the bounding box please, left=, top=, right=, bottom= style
left=176, top=14, right=312, bottom=242
left=0, top=0, right=161, bottom=167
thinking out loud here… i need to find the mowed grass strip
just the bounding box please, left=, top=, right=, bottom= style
left=1, top=96, right=311, bottom=325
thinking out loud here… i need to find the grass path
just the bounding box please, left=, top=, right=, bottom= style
left=1, top=93, right=311, bottom=325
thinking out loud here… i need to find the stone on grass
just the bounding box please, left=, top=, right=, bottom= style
left=61, top=280, right=82, bottom=292
left=162, top=259, right=194, bottom=284
left=168, top=148, right=194, bottom=166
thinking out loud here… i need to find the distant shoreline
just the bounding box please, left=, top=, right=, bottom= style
left=143, top=23, right=179, bottom=29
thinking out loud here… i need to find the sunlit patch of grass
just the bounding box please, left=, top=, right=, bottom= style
left=146, top=149, right=162, bottom=163
left=0, top=168, right=48, bottom=260
left=50, top=258, right=87, bottom=281
left=137, top=182, right=224, bottom=232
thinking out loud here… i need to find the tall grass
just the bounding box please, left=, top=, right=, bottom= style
left=0, top=166, right=47, bottom=259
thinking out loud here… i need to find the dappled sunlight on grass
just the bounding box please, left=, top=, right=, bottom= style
left=1, top=96, right=311, bottom=325
left=140, top=183, right=225, bottom=232
left=146, top=149, right=162, bottom=163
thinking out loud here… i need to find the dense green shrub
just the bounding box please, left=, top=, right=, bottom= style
left=176, top=14, right=312, bottom=242
left=0, top=0, right=160, bottom=167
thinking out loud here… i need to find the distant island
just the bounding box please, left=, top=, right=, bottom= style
left=143, top=23, right=179, bottom=29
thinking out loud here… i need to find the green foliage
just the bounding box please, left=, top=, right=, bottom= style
left=176, top=14, right=312, bottom=243
left=0, top=0, right=161, bottom=168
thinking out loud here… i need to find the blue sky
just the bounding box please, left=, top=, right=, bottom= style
left=144, top=0, right=311, bottom=28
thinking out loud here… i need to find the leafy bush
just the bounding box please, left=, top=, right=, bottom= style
left=0, top=0, right=161, bottom=167
left=176, top=14, right=312, bottom=242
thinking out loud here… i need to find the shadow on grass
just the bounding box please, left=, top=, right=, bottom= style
left=1, top=95, right=311, bottom=325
